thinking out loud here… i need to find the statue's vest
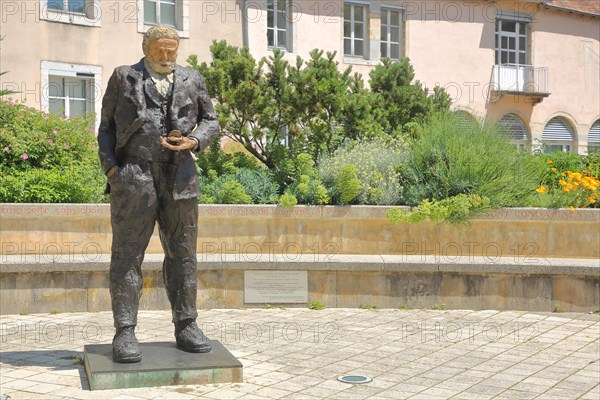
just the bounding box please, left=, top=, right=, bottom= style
left=124, top=77, right=174, bottom=162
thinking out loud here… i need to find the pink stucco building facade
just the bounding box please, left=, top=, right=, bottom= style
left=1, top=0, right=598, bottom=153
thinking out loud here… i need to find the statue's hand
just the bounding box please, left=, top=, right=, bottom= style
left=160, top=135, right=197, bottom=151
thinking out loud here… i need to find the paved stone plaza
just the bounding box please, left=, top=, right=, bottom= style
left=0, top=308, right=598, bottom=399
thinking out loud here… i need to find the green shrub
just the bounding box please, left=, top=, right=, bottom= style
left=288, top=174, right=330, bottom=205
left=402, top=113, right=541, bottom=208
left=0, top=165, right=105, bottom=203
left=235, top=168, right=280, bottom=203
left=196, top=139, right=261, bottom=177
left=584, top=149, right=600, bottom=179
left=199, top=174, right=253, bottom=204
left=0, top=100, right=106, bottom=203
left=319, top=138, right=406, bottom=205
left=279, top=153, right=330, bottom=205
left=279, top=193, right=298, bottom=207
left=388, top=194, right=491, bottom=225
left=334, top=164, right=362, bottom=204
left=218, top=180, right=252, bottom=204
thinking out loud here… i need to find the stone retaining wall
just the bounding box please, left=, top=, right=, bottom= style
left=1, top=204, right=599, bottom=259
left=1, top=255, right=598, bottom=314
left=1, top=204, right=598, bottom=315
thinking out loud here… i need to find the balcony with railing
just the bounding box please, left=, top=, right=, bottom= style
left=491, top=64, right=550, bottom=104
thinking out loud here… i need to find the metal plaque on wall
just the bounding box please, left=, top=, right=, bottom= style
left=244, top=271, right=308, bottom=303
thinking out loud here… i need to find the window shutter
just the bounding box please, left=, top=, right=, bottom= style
left=542, top=117, right=574, bottom=142
left=497, top=114, right=528, bottom=140
left=589, top=120, right=600, bottom=144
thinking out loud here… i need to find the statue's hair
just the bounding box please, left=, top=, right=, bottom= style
left=142, top=26, right=179, bottom=54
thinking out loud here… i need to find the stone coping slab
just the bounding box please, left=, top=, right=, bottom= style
left=1, top=253, right=598, bottom=277
left=1, top=203, right=599, bottom=221
left=84, top=340, right=242, bottom=390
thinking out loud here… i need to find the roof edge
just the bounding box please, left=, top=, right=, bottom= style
left=543, top=4, right=600, bottom=18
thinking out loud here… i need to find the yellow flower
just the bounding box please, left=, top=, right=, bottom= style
left=563, top=188, right=570, bottom=192
left=569, top=206, right=575, bottom=211
left=551, top=168, right=557, bottom=172
left=559, top=180, right=567, bottom=186
left=547, top=160, right=553, bottom=164
left=588, top=197, right=596, bottom=204
left=583, top=169, right=591, bottom=174
left=561, top=173, right=566, bottom=177
left=536, top=187, right=547, bottom=194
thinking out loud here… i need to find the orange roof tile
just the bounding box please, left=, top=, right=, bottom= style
left=545, top=0, right=600, bottom=17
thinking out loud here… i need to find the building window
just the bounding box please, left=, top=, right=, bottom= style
left=41, top=61, right=102, bottom=128
left=144, top=0, right=176, bottom=27
left=454, top=110, right=478, bottom=130
left=344, top=3, right=367, bottom=58
left=48, top=76, right=95, bottom=118
left=495, top=19, right=527, bottom=65
left=48, top=0, right=84, bottom=13
left=42, top=0, right=100, bottom=26
left=380, top=8, right=402, bottom=60
left=542, top=116, right=575, bottom=153
left=267, top=0, right=290, bottom=50
left=497, top=113, right=530, bottom=150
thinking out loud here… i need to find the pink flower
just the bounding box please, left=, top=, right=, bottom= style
left=9, top=101, right=15, bottom=106
left=3, top=146, right=9, bottom=151
left=47, top=139, right=53, bottom=143
left=44, top=115, right=50, bottom=120
left=21, top=153, right=28, bottom=160
left=18, top=115, right=23, bottom=119
left=52, top=130, right=57, bottom=134
left=63, top=143, right=69, bottom=149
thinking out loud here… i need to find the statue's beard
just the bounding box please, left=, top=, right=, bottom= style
left=146, top=58, right=176, bottom=75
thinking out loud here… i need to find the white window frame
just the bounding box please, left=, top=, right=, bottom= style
left=380, top=6, right=403, bottom=60
left=543, top=143, right=571, bottom=154
left=143, top=0, right=176, bottom=27
left=267, top=0, right=293, bottom=51
left=495, top=19, right=528, bottom=65
left=48, top=76, right=92, bottom=118
left=137, top=0, right=189, bottom=38
left=344, top=2, right=368, bottom=59
left=40, top=0, right=101, bottom=27
left=41, top=61, right=102, bottom=130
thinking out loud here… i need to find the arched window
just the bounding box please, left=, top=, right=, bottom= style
left=497, top=114, right=529, bottom=150
left=453, top=110, right=478, bottom=131
left=542, top=116, right=575, bottom=153
left=589, top=120, right=600, bottom=153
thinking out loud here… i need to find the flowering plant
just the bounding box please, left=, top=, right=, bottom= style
left=0, top=99, right=106, bottom=202
left=535, top=158, right=599, bottom=209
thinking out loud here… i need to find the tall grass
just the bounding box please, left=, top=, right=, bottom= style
left=402, top=112, right=543, bottom=207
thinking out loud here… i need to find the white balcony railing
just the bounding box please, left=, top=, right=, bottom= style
left=492, top=64, right=549, bottom=94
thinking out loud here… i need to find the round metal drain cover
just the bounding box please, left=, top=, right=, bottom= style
left=337, top=374, right=372, bottom=384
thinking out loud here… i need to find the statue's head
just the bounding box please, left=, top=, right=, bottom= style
left=143, top=26, right=179, bottom=74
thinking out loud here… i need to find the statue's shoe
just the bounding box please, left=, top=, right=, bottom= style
left=175, top=320, right=212, bottom=353
left=112, top=326, right=142, bottom=363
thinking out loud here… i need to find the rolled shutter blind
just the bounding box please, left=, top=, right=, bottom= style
left=542, top=117, right=574, bottom=142
left=497, top=114, right=528, bottom=141
left=589, top=120, right=600, bottom=144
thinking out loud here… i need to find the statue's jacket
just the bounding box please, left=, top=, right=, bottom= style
left=97, top=58, right=219, bottom=199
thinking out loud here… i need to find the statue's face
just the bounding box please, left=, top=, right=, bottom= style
left=146, top=38, right=178, bottom=74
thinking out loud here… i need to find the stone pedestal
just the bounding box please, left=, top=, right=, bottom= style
left=84, top=341, right=242, bottom=390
